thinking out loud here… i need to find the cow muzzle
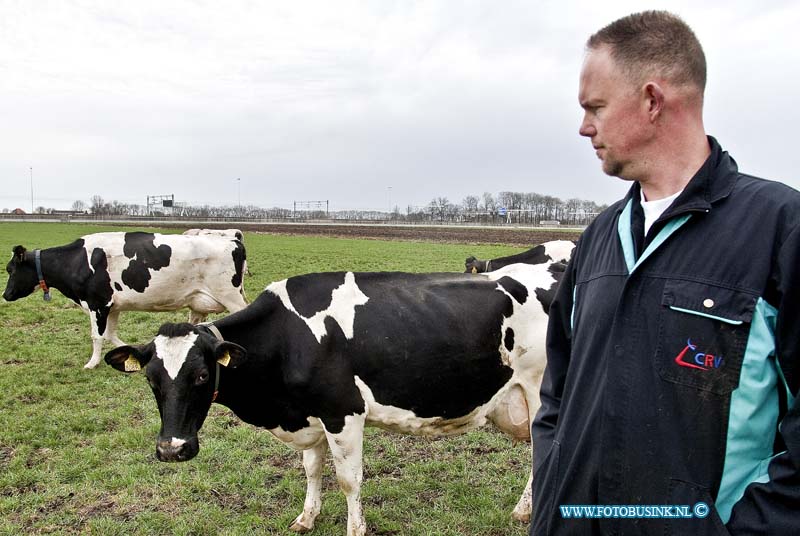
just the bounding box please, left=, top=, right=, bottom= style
left=156, top=436, right=199, bottom=462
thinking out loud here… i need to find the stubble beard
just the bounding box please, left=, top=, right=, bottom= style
left=600, top=151, right=638, bottom=182
left=602, top=157, right=625, bottom=179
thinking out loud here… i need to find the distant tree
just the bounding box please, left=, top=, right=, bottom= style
left=542, top=195, right=559, bottom=222
left=129, top=204, right=146, bottom=216
left=461, top=195, right=479, bottom=213
left=90, top=195, right=105, bottom=215
left=71, top=200, right=86, bottom=212
left=109, top=200, right=129, bottom=215
left=431, top=197, right=452, bottom=222
left=565, top=198, right=582, bottom=225
left=481, top=192, right=496, bottom=212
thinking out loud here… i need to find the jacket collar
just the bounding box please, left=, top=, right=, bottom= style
left=616, top=136, right=739, bottom=219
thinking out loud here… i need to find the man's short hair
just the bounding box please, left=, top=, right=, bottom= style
left=587, top=10, right=706, bottom=93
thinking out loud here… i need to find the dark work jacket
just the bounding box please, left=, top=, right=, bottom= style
left=530, top=137, right=800, bottom=535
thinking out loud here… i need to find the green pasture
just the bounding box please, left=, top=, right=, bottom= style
left=0, top=222, right=531, bottom=535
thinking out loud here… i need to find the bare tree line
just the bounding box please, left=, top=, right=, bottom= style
left=412, top=191, right=606, bottom=225
left=7, top=191, right=607, bottom=226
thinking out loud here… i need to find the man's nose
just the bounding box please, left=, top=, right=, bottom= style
left=579, top=120, right=596, bottom=138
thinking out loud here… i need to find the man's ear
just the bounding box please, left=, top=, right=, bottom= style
left=105, top=344, right=153, bottom=373
left=644, top=82, right=665, bottom=121
left=12, top=245, right=26, bottom=262
left=214, top=341, right=247, bottom=368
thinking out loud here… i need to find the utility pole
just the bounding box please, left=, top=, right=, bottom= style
left=30, top=167, right=33, bottom=214
left=237, top=178, right=241, bottom=215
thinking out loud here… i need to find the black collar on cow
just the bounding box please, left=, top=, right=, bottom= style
left=200, top=323, right=224, bottom=402
left=34, top=250, right=51, bottom=302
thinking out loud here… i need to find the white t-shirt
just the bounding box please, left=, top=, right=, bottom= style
left=641, top=188, right=683, bottom=236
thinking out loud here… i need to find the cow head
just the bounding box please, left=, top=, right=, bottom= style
left=464, top=256, right=488, bottom=274
left=3, top=246, right=38, bottom=301
left=104, top=322, right=247, bottom=462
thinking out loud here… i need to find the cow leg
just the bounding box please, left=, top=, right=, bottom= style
left=289, top=440, right=329, bottom=533
left=83, top=308, right=106, bottom=369
left=104, top=309, right=126, bottom=347
left=323, top=414, right=367, bottom=536
left=513, top=471, right=534, bottom=523
left=512, top=382, right=543, bottom=523
left=488, top=382, right=539, bottom=523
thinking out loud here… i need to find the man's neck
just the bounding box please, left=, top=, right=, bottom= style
left=639, top=131, right=710, bottom=201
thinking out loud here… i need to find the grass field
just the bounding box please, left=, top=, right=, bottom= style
left=0, top=222, right=533, bottom=535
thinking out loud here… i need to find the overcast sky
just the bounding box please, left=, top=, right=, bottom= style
left=2, top=1, right=798, bottom=213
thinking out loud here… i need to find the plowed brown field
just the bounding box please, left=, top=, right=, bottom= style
left=208, top=223, right=583, bottom=247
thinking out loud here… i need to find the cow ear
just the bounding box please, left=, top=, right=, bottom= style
left=105, top=344, right=153, bottom=373
left=464, top=256, right=476, bottom=273
left=214, top=341, right=247, bottom=368
left=12, top=245, right=26, bottom=262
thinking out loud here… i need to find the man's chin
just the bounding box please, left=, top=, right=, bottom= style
left=602, top=160, right=632, bottom=181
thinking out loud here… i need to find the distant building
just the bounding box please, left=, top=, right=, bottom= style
left=12, top=208, right=26, bottom=215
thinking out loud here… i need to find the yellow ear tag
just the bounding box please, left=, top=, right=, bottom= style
left=124, top=355, right=141, bottom=372
left=217, top=352, right=231, bottom=367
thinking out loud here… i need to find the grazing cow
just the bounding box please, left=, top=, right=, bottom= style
left=105, top=262, right=563, bottom=535
left=183, top=228, right=244, bottom=242
left=465, top=239, right=575, bottom=273
left=3, top=232, right=248, bottom=368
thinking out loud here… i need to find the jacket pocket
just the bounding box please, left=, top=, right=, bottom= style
left=532, top=440, right=560, bottom=535
left=655, top=279, right=757, bottom=395
left=667, top=478, right=730, bottom=536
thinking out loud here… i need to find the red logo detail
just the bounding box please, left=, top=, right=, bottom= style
left=674, top=339, right=723, bottom=371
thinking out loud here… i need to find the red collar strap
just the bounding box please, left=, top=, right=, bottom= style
left=34, top=250, right=51, bottom=302
left=212, top=362, right=220, bottom=403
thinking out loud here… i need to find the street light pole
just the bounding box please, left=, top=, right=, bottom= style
left=237, top=178, right=241, bottom=215
left=30, top=167, right=33, bottom=214
left=388, top=186, right=392, bottom=219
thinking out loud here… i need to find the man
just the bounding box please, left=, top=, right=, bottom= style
left=531, top=11, right=799, bottom=535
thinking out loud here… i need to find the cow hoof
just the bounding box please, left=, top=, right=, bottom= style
left=289, top=516, right=313, bottom=533
left=512, top=511, right=531, bottom=524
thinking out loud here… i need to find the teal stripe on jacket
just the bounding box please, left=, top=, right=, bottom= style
left=716, top=298, right=782, bottom=522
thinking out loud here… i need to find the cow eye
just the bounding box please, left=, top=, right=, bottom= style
left=195, top=370, right=209, bottom=385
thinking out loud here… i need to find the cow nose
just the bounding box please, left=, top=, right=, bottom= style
left=156, top=438, right=189, bottom=461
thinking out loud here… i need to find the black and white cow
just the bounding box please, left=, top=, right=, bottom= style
left=4, top=232, right=248, bottom=368
left=105, top=263, right=562, bottom=535
left=465, top=239, right=575, bottom=273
